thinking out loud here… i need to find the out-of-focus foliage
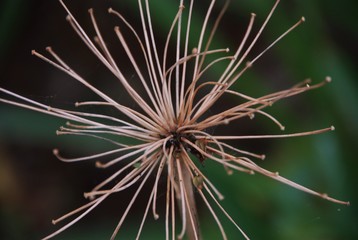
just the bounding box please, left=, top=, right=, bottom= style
left=0, top=0, right=357, bottom=239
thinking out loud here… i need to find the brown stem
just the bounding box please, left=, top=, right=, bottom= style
left=176, top=160, right=201, bottom=240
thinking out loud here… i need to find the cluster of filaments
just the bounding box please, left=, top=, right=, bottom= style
left=0, top=0, right=349, bottom=240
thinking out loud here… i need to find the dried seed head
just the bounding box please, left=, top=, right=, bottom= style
left=0, top=0, right=349, bottom=239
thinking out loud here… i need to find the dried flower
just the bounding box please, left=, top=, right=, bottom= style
left=0, top=0, right=349, bottom=239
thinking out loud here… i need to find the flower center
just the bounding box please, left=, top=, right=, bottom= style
left=164, top=132, right=206, bottom=164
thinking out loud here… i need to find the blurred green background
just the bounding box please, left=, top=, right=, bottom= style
left=0, top=0, right=357, bottom=239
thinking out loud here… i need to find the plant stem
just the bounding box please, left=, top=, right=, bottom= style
left=179, top=161, right=201, bottom=240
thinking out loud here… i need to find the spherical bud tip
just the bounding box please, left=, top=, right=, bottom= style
left=246, top=61, right=253, bottom=68
left=53, top=149, right=59, bottom=155
left=95, top=161, right=104, bottom=168
left=325, top=76, right=332, bottom=83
